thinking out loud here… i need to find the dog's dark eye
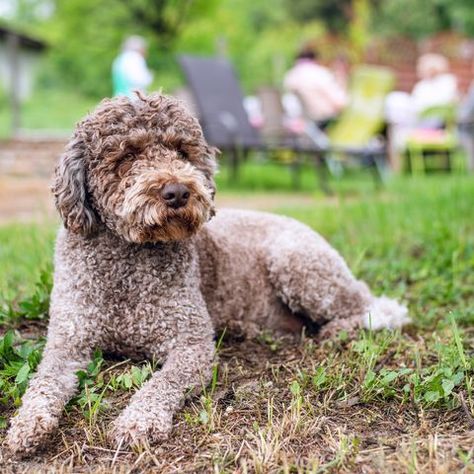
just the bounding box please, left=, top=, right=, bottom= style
left=117, top=152, right=136, bottom=165
left=179, top=150, right=188, bottom=160
left=117, top=158, right=134, bottom=177
left=114, top=152, right=135, bottom=174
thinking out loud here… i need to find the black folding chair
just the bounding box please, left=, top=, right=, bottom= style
left=178, top=54, right=331, bottom=191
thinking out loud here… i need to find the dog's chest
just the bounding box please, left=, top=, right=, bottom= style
left=83, top=242, right=190, bottom=358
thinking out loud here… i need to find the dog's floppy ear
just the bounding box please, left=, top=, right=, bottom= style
left=52, top=133, right=98, bottom=236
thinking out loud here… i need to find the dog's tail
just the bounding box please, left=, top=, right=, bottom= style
left=363, top=296, right=411, bottom=330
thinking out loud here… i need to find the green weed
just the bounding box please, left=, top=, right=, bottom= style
left=109, top=363, right=153, bottom=391
left=0, top=330, right=44, bottom=427
left=0, top=268, right=52, bottom=325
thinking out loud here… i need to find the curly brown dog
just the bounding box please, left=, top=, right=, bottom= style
left=6, top=92, right=409, bottom=455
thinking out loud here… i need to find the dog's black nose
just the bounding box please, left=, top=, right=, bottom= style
left=161, top=183, right=191, bottom=209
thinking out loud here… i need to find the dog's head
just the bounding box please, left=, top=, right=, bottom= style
left=52, top=93, right=217, bottom=243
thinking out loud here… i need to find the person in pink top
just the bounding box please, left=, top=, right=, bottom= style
left=284, top=47, right=348, bottom=128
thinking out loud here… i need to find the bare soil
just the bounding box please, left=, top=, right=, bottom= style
left=2, top=330, right=473, bottom=473
left=0, top=139, right=63, bottom=224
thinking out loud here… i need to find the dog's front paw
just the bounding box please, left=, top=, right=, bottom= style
left=109, top=406, right=173, bottom=448
left=5, top=411, right=58, bottom=457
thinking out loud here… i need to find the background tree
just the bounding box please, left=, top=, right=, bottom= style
left=286, top=0, right=353, bottom=34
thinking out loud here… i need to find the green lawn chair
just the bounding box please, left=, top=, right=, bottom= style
left=322, top=65, right=394, bottom=181
left=405, top=104, right=458, bottom=174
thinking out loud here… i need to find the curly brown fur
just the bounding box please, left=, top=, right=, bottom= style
left=52, top=93, right=216, bottom=242
left=5, top=92, right=409, bottom=456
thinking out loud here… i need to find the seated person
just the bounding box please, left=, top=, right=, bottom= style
left=458, top=60, right=474, bottom=172
left=384, top=54, right=458, bottom=169
left=283, top=47, right=347, bottom=129
left=412, top=53, right=458, bottom=126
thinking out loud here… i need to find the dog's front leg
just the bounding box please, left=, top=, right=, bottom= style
left=5, top=335, right=92, bottom=456
left=110, top=336, right=215, bottom=447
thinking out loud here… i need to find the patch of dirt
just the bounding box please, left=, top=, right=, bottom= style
left=0, top=177, right=56, bottom=224
left=0, top=139, right=62, bottom=224
left=1, top=335, right=473, bottom=473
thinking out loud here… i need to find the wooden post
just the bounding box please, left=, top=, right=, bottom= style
left=7, top=32, right=21, bottom=136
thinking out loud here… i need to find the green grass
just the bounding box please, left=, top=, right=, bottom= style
left=214, top=151, right=467, bottom=194
left=0, top=88, right=99, bottom=138
left=279, top=176, right=474, bottom=329
left=0, top=222, right=56, bottom=302
left=0, top=172, right=473, bottom=471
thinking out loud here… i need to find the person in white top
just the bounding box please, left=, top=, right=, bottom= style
left=384, top=53, right=458, bottom=169
left=411, top=53, right=458, bottom=115
left=283, top=48, right=348, bottom=125
left=112, top=36, right=154, bottom=97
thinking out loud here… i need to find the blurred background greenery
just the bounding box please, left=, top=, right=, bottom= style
left=1, top=0, right=474, bottom=121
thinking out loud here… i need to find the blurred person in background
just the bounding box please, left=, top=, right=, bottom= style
left=385, top=53, right=458, bottom=130
left=458, top=58, right=474, bottom=172
left=384, top=53, right=458, bottom=169
left=283, top=47, right=347, bottom=129
left=412, top=53, right=458, bottom=117
left=112, top=35, right=153, bottom=97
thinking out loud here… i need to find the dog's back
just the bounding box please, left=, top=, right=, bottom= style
left=196, top=208, right=327, bottom=336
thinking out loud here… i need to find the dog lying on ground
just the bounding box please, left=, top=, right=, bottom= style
left=6, top=92, right=409, bottom=455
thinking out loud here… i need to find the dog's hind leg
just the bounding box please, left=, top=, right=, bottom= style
left=265, top=227, right=409, bottom=338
